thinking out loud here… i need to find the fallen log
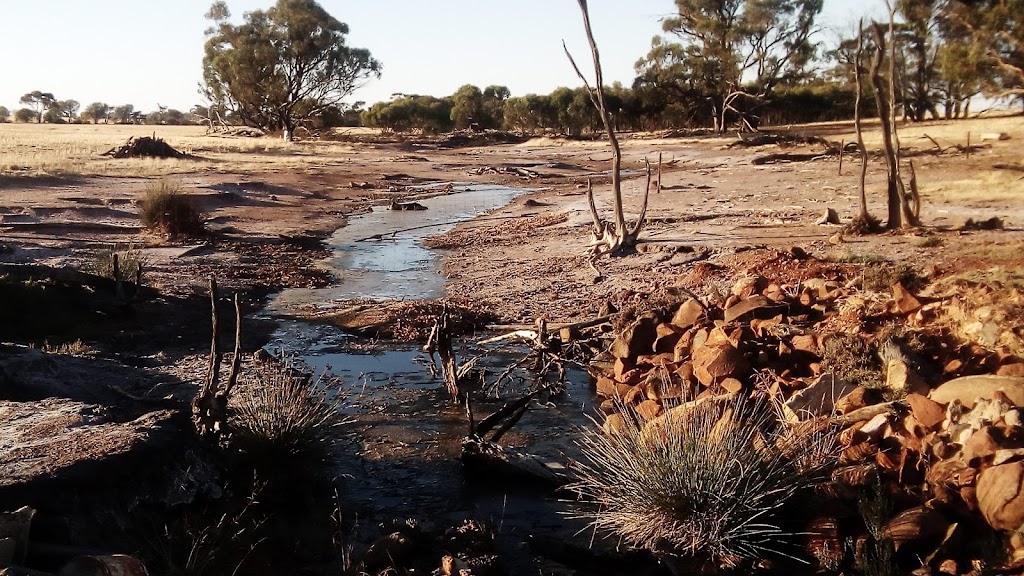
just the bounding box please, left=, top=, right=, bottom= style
left=994, top=163, right=1024, bottom=173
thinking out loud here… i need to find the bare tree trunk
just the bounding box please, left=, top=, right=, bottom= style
left=887, top=5, right=918, bottom=228
left=564, top=0, right=650, bottom=258
left=854, top=20, right=871, bottom=223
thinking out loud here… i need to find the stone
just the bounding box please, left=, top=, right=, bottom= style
left=671, top=299, right=705, bottom=330
left=999, top=363, right=1024, bottom=378
left=962, top=426, right=1001, bottom=467
left=783, top=373, right=857, bottom=422
left=930, top=376, right=1024, bottom=409
left=636, top=400, right=663, bottom=421
left=981, top=132, right=1009, bottom=141
left=905, top=393, right=945, bottom=431
left=610, top=313, right=660, bottom=359
left=816, top=207, right=840, bottom=225
left=886, top=359, right=929, bottom=396
left=613, top=357, right=635, bottom=380
left=692, top=342, right=749, bottom=387
left=882, top=506, right=947, bottom=552
left=604, top=413, right=626, bottom=435
left=720, top=378, right=745, bottom=394
left=654, top=323, right=684, bottom=354
left=723, top=295, right=771, bottom=323
left=731, top=276, right=767, bottom=298
left=892, top=282, right=923, bottom=314
left=977, top=461, right=1024, bottom=531
left=790, top=334, right=819, bottom=354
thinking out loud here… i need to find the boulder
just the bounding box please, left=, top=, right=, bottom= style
left=671, top=299, right=705, bottom=330
left=977, top=461, right=1024, bottom=531
left=653, top=323, right=684, bottom=354
left=930, top=376, right=1024, bottom=409
left=723, top=295, right=771, bottom=323
left=610, top=313, right=659, bottom=359
left=892, top=282, right=923, bottom=314
left=731, top=276, right=767, bottom=298
left=784, top=373, right=857, bottom=422
left=692, top=342, right=749, bottom=387
left=905, top=393, right=945, bottom=431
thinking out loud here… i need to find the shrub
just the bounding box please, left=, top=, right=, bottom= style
left=229, top=359, right=349, bottom=465
left=572, top=395, right=835, bottom=567
left=91, top=243, right=147, bottom=283
left=139, top=180, right=204, bottom=235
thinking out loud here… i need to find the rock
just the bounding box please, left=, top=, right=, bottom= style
left=613, top=357, right=636, bottom=380
left=882, top=506, right=948, bottom=552
left=653, top=323, right=684, bottom=354
left=723, top=295, right=771, bottom=323
left=672, top=328, right=696, bottom=363
left=977, top=461, right=1024, bottom=531
left=783, top=373, right=856, bottom=422
left=637, top=400, right=663, bottom=421
left=610, top=313, right=659, bottom=359
left=886, top=359, right=929, bottom=396
left=859, top=413, right=890, bottom=439
left=816, top=207, right=840, bottom=225
left=0, top=506, right=33, bottom=565
left=763, top=283, right=784, bottom=302
left=930, top=375, right=1024, bottom=409
left=963, top=426, right=1002, bottom=467
left=892, top=282, right=923, bottom=314
left=905, top=393, right=945, bottom=431
left=790, top=334, right=819, bottom=354
left=835, top=387, right=870, bottom=414
left=720, top=378, right=744, bottom=394
left=604, top=413, right=626, bottom=435
left=999, top=363, right=1024, bottom=377
left=692, top=342, right=749, bottom=387
left=731, top=276, right=767, bottom=298
left=671, top=299, right=705, bottom=330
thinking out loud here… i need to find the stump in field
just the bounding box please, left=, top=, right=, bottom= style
left=102, top=136, right=187, bottom=159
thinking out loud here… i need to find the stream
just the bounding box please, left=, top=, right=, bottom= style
left=265, top=184, right=603, bottom=570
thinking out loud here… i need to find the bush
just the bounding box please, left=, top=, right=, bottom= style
left=91, top=242, right=147, bottom=283
left=229, top=359, right=349, bottom=465
left=573, top=395, right=835, bottom=567
left=139, top=180, right=204, bottom=235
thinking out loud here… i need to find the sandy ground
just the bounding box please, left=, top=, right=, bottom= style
left=2, top=117, right=1024, bottom=573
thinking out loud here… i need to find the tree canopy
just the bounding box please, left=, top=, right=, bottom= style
left=202, top=0, right=381, bottom=140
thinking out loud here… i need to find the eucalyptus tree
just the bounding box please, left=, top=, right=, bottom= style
left=202, top=0, right=381, bottom=140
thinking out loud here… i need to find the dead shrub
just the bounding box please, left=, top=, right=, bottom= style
left=91, top=242, right=147, bottom=282
left=572, top=395, right=836, bottom=567
left=139, top=179, right=204, bottom=235
left=229, top=359, right=349, bottom=465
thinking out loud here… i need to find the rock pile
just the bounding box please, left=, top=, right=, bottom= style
left=589, top=273, right=1024, bottom=570
left=102, top=136, right=186, bottom=159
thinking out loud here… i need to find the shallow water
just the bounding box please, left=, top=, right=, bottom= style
left=265, top=184, right=605, bottom=563
left=271, top=184, right=527, bottom=309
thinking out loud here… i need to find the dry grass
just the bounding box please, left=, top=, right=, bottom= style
left=572, top=395, right=836, bottom=566
left=0, top=123, right=363, bottom=178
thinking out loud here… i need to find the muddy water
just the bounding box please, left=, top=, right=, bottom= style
left=267, top=185, right=604, bottom=568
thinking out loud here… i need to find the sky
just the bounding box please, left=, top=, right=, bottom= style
left=0, top=0, right=889, bottom=114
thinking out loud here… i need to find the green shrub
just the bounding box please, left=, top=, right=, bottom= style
left=573, top=395, right=836, bottom=567
left=230, top=360, right=349, bottom=464
left=139, top=180, right=203, bottom=235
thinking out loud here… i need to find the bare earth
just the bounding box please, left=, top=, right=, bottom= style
left=1, top=117, right=1024, bottom=572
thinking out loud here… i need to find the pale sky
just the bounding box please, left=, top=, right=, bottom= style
left=0, top=1, right=888, bottom=114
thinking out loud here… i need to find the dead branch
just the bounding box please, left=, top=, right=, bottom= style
left=192, top=277, right=244, bottom=438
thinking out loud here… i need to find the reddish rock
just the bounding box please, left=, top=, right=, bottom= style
left=670, top=299, right=705, bottom=330
left=623, top=385, right=646, bottom=406
left=613, top=357, right=635, bottom=380
left=977, top=461, right=1024, bottom=531
left=790, top=334, right=819, bottom=354
left=999, top=363, right=1024, bottom=377
left=692, top=342, right=749, bottom=387
left=604, top=413, right=626, bottom=435
left=637, top=400, right=663, bottom=421
left=886, top=359, right=929, bottom=396
left=893, top=282, right=923, bottom=314
left=732, top=276, right=767, bottom=298
left=905, top=393, right=945, bottom=431
left=763, top=284, right=784, bottom=302
left=720, top=378, right=745, bottom=394
left=723, top=296, right=770, bottom=324
left=610, top=313, right=659, bottom=359
left=963, top=426, right=1002, bottom=467
left=654, top=323, right=684, bottom=354
left=930, top=375, right=1024, bottom=409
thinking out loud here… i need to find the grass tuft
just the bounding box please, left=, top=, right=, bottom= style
left=139, top=179, right=204, bottom=235
left=229, top=359, right=349, bottom=465
left=92, top=242, right=147, bottom=282
left=572, top=395, right=836, bottom=567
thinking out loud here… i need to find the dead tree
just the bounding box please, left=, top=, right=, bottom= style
left=869, top=8, right=921, bottom=230
left=564, top=0, right=652, bottom=258
left=853, top=20, right=874, bottom=227
left=192, top=277, right=243, bottom=438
